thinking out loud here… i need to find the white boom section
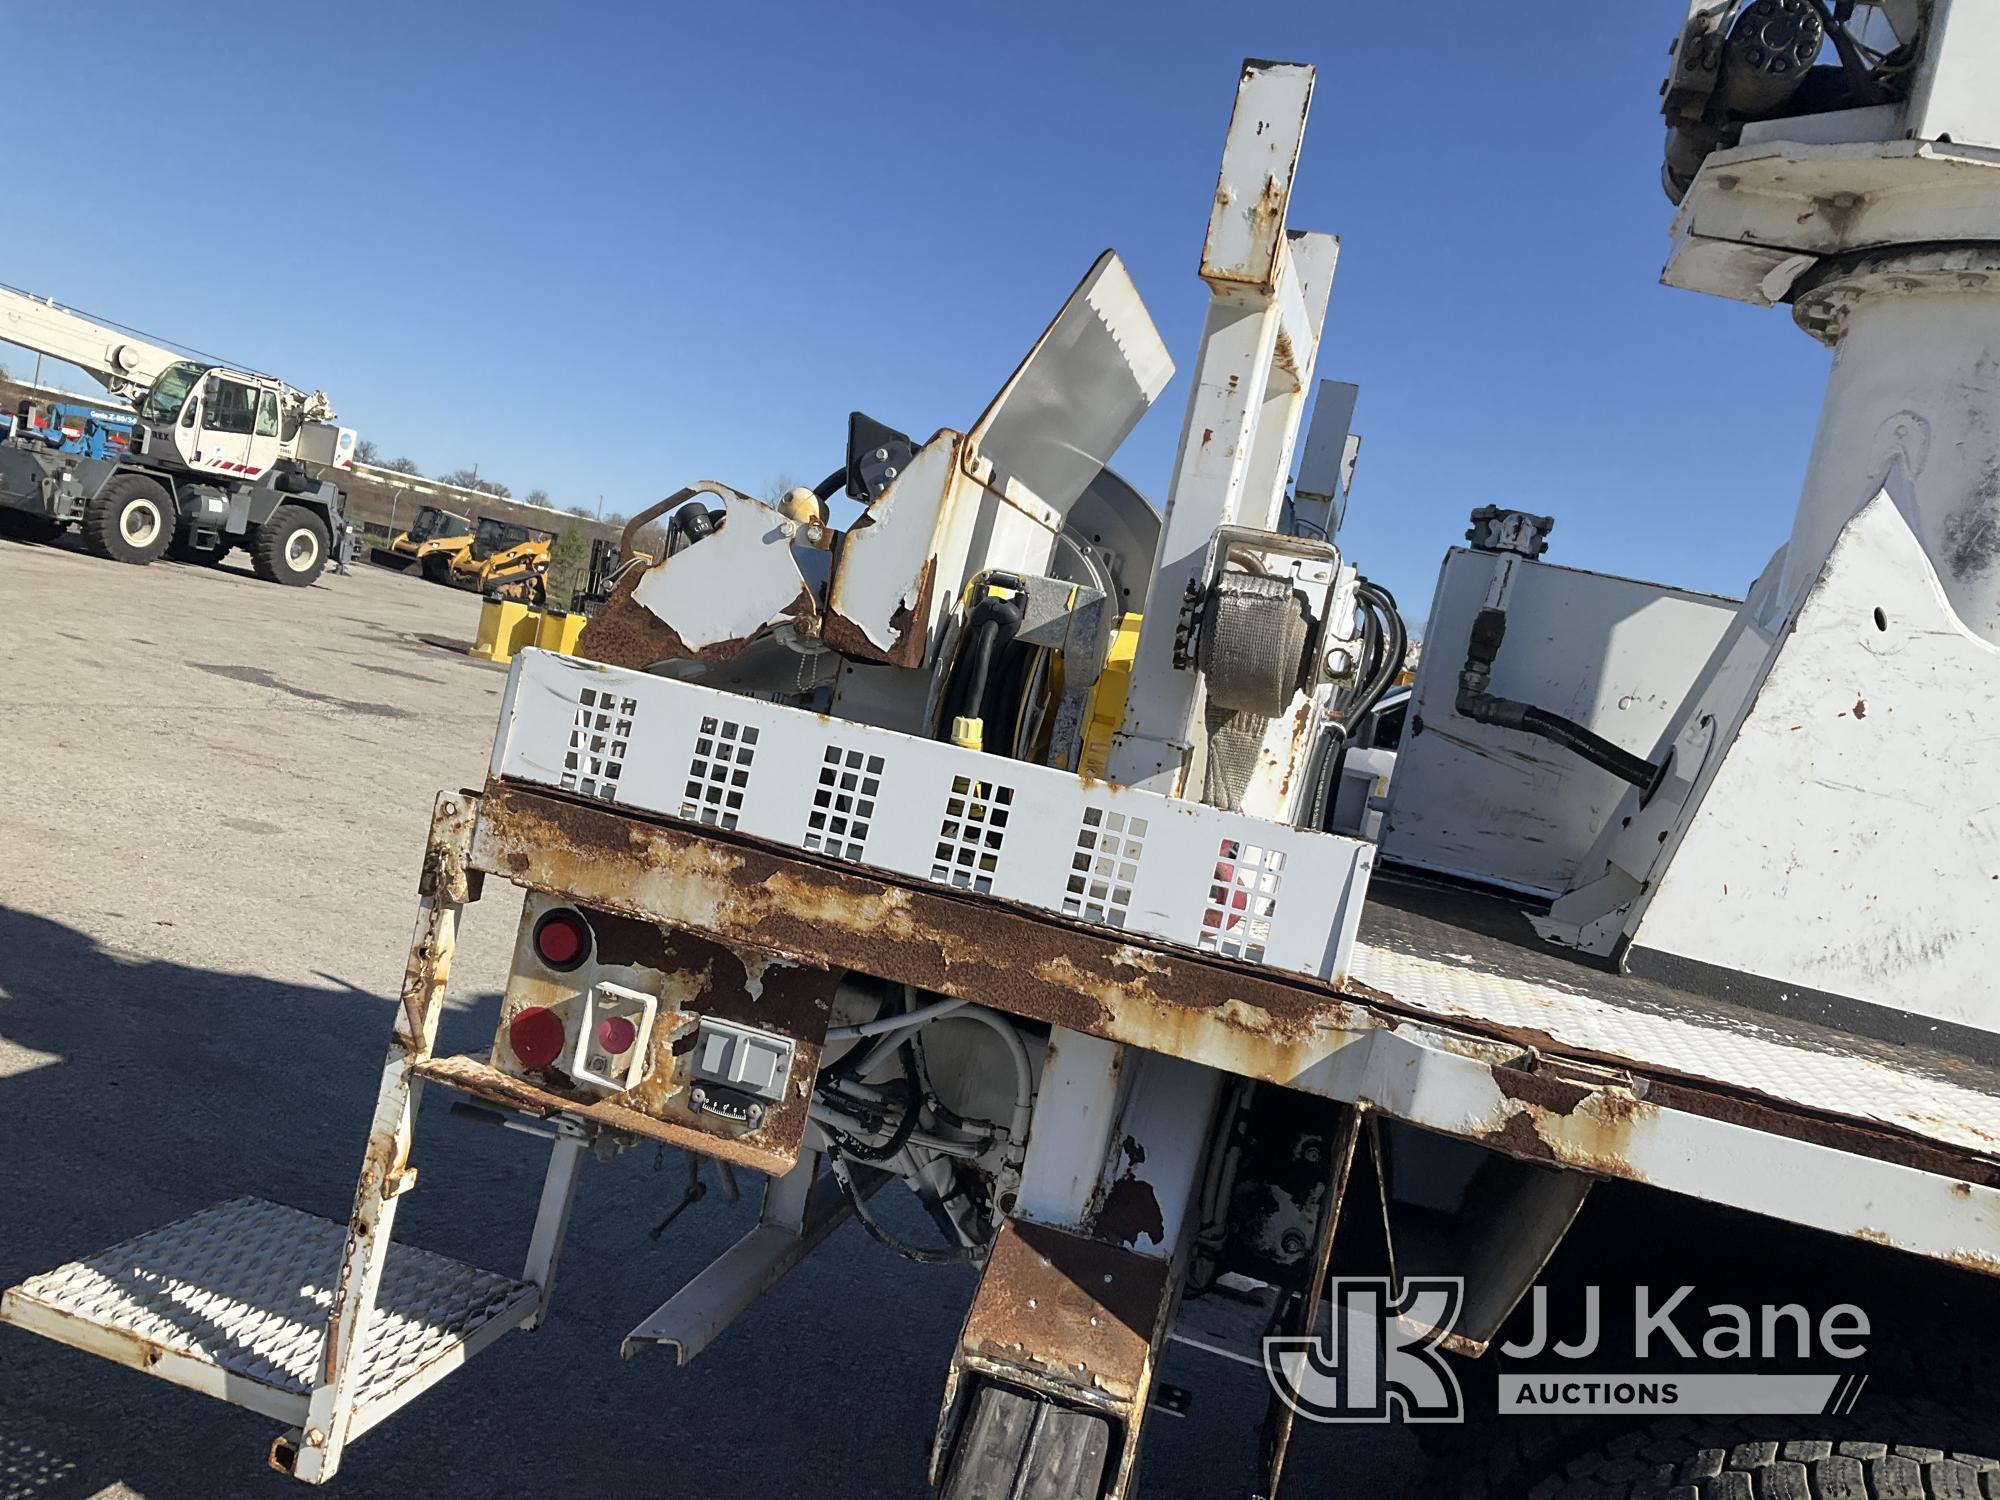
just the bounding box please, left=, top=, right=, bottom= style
left=1107, top=61, right=1341, bottom=794
left=0, top=283, right=187, bottom=398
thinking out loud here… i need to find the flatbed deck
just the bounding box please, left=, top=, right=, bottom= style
left=1353, top=877, right=2000, bottom=1164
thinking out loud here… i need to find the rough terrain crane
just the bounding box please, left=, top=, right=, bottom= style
left=7, top=10, right=2000, bottom=1499
left=0, top=283, right=355, bottom=585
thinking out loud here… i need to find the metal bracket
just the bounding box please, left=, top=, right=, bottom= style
left=1465, top=506, right=1554, bottom=559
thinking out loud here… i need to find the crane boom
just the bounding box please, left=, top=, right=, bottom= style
left=0, top=284, right=187, bottom=399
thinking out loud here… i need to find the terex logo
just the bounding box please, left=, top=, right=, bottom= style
left=1263, top=1278, right=1465, bottom=1424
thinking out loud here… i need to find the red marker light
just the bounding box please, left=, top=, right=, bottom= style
left=597, top=1016, right=638, bottom=1055
left=532, top=909, right=591, bottom=970
left=509, top=1006, right=566, bottom=1071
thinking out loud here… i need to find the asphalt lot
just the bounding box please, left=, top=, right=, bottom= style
left=0, top=533, right=1410, bottom=1499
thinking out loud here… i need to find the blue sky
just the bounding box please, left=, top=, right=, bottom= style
left=2, top=2, right=1830, bottom=612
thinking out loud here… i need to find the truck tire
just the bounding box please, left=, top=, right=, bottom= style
left=938, top=1385, right=1112, bottom=1500
left=80, top=475, right=174, bottom=565
left=1436, top=1404, right=1999, bottom=1500
left=250, top=505, right=329, bottom=587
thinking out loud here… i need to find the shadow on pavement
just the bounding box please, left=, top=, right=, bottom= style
left=0, top=906, right=1413, bottom=1499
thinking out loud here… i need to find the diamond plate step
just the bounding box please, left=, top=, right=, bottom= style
left=0, top=1197, right=535, bottom=1431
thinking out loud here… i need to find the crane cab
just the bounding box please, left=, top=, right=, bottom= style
left=136, top=360, right=299, bottom=482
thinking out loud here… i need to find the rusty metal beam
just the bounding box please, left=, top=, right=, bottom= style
left=465, top=783, right=2000, bottom=1276
left=932, top=1219, right=1174, bottom=1500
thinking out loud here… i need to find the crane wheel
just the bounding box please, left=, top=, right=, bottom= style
left=937, top=1385, right=1111, bottom=1500
left=250, top=504, right=330, bottom=587
left=81, top=475, right=175, bottom=565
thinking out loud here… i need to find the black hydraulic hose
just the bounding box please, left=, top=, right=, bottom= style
left=939, top=617, right=1002, bottom=734
left=1305, top=721, right=1348, bottom=832
left=1349, top=579, right=1405, bottom=725
left=828, top=1153, right=979, bottom=1267
left=980, top=636, right=1036, bottom=755
left=825, top=1074, right=923, bottom=1163
left=938, top=595, right=1024, bottom=740
left=812, top=465, right=848, bottom=503
left=1455, top=605, right=1669, bottom=800
left=1302, top=579, right=1406, bottom=831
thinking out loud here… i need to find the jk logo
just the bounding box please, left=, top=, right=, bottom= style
left=1264, top=1277, right=1466, bottom=1424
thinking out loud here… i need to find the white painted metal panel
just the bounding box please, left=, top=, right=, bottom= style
left=631, top=490, right=811, bottom=653
left=1201, top=61, right=1314, bottom=291
left=972, top=251, right=1174, bottom=522
left=1381, top=551, right=1738, bottom=896
left=1907, top=0, right=2000, bottom=152
left=1632, top=493, right=2000, bottom=1034
left=495, top=650, right=1376, bottom=982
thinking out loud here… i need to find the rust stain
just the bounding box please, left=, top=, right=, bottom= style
left=576, top=568, right=810, bottom=670
left=1492, top=1066, right=1593, bottom=1116
left=1852, top=1226, right=2000, bottom=1275
left=477, top=784, right=1377, bottom=1076
left=417, top=1053, right=804, bottom=1176
left=484, top=903, right=830, bottom=1164
left=959, top=1219, right=1168, bottom=1406
left=821, top=556, right=936, bottom=668
left=468, top=785, right=2000, bottom=1198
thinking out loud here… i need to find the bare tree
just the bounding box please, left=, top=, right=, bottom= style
left=377, top=456, right=420, bottom=475
left=354, top=438, right=381, bottom=466
left=438, top=468, right=513, bottom=499
left=525, top=488, right=552, bottom=508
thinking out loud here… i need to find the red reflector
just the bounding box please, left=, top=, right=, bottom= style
left=597, top=1016, right=637, bottom=1055
left=509, top=1006, right=566, bottom=1070
left=533, top=909, right=590, bottom=968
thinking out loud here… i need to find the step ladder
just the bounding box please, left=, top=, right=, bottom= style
left=3, top=1197, right=536, bottom=1435
left=0, top=796, right=584, bottom=1483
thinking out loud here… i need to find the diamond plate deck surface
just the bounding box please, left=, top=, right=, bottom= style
left=1351, top=880, right=2000, bottom=1161
left=2, top=1197, right=533, bottom=1414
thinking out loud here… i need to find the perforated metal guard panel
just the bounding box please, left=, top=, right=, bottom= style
left=1, top=1198, right=534, bottom=1423
left=493, top=651, right=1376, bottom=982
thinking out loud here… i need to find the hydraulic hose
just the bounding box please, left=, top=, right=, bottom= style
left=1305, top=578, right=1405, bottom=830
left=826, top=995, right=968, bottom=1042
left=1349, top=579, right=1405, bottom=726
left=812, top=466, right=848, bottom=503
left=937, top=594, right=1024, bottom=742
left=828, top=1153, right=980, bottom=1266
left=822, top=1071, right=923, bottom=1164
left=1456, top=605, right=1669, bottom=800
